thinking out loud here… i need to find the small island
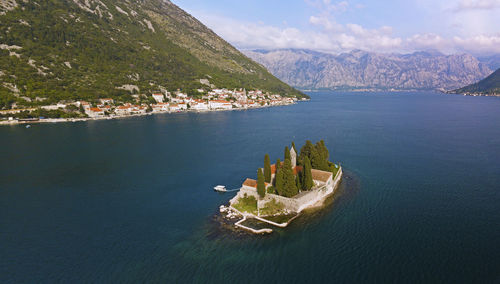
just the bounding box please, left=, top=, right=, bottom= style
left=220, top=140, right=343, bottom=234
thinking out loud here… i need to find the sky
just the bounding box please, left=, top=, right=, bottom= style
left=172, top=0, right=500, bottom=55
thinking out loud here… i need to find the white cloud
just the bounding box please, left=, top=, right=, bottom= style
left=309, top=15, right=343, bottom=31
left=305, top=0, right=349, bottom=12
left=191, top=2, right=500, bottom=55
left=452, top=0, right=500, bottom=12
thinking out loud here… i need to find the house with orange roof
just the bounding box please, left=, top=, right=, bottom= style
left=86, top=107, right=104, bottom=118
left=209, top=100, right=232, bottom=110
left=191, top=100, right=209, bottom=111
left=152, top=103, right=169, bottom=112
left=169, top=103, right=181, bottom=112
left=178, top=102, right=188, bottom=110
left=115, top=105, right=131, bottom=115
left=241, top=178, right=272, bottom=191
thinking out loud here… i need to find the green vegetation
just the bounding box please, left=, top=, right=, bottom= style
left=295, top=174, right=302, bottom=192
left=0, top=108, right=87, bottom=119
left=259, top=199, right=285, bottom=216
left=284, top=146, right=291, bottom=161
left=281, top=159, right=298, bottom=198
left=257, top=140, right=338, bottom=198
left=233, top=194, right=257, bottom=215
left=274, top=158, right=284, bottom=195
left=257, top=168, right=266, bottom=198
left=299, top=140, right=337, bottom=173
left=267, top=185, right=275, bottom=194
left=454, top=68, right=500, bottom=95
left=264, top=154, right=271, bottom=183
left=0, top=0, right=307, bottom=110
left=303, top=156, right=314, bottom=191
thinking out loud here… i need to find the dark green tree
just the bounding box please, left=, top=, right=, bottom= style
left=314, top=140, right=330, bottom=171
left=296, top=174, right=302, bottom=192
left=267, top=185, right=276, bottom=194
left=303, top=156, right=314, bottom=190
left=282, top=159, right=298, bottom=197
left=273, top=158, right=281, bottom=186
left=264, top=154, right=271, bottom=183
left=275, top=161, right=284, bottom=196
left=299, top=140, right=315, bottom=162
left=284, top=146, right=291, bottom=161
left=257, top=168, right=266, bottom=198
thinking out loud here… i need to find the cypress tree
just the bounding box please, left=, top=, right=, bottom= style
left=257, top=168, right=266, bottom=198
left=299, top=140, right=314, bottom=162
left=315, top=140, right=329, bottom=171
left=309, top=145, right=321, bottom=170
left=284, top=146, right=291, bottom=161
left=282, top=159, right=298, bottom=197
left=275, top=164, right=284, bottom=196
left=273, top=158, right=281, bottom=186
left=296, top=174, right=302, bottom=192
left=264, top=154, right=271, bottom=183
left=303, top=156, right=314, bottom=190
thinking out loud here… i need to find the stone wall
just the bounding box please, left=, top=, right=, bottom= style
left=230, top=167, right=343, bottom=215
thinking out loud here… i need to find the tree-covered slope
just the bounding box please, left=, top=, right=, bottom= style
left=0, top=0, right=305, bottom=109
left=454, top=68, right=500, bottom=95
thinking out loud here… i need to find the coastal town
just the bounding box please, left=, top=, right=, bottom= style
left=218, top=141, right=343, bottom=234
left=0, top=88, right=304, bottom=125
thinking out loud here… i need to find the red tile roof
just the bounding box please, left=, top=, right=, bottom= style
left=270, top=163, right=302, bottom=175
left=293, top=166, right=303, bottom=175
left=243, top=178, right=257, bottom=188
left=242, top=178, right=270, bottom=188
left=89, top=108, right=102, bottom=112
left=311, top=169, right=332, bottom=182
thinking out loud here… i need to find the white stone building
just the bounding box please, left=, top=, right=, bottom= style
left=209, top=100, right=232, bottom=110
left=86, top=107, right=105, bottom=118
left=152, top=93, right=164, bottom=103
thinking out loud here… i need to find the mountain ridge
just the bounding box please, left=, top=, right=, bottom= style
left=453, top=68, right=500, bottom=95
left=245, top=48, right=493, bottom=91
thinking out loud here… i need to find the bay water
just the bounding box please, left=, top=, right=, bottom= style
left=1, top=92, right=499, bottom=282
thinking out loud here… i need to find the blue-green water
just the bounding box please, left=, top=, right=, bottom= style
left=1, top=92, right=499, bottom=283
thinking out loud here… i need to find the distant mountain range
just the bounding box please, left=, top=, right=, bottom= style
left=245, top=49, right=495, bottom=91
left=0, top=0, right=304, bottom=109
left=453, top=68, right=500, bottom=95
left=478, top=55, right=500, bottom=71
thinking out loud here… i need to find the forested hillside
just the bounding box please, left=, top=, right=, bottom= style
left=0, top=0, right=305, bottom=109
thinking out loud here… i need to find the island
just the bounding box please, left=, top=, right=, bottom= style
left=220, top=140, right=343, bottom=234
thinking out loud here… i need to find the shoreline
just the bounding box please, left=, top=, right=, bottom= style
left=0, top=101, right=299, bottom=126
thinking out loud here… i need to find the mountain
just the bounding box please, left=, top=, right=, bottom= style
left=478, top=55, right=500, bottom=71
left=0, top=0, right=305, bottom=109
left=245, top=49, right=492, bottom=91
left=453, top=68, right=500, bottom=95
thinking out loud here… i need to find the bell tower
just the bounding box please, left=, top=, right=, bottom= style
left=290, top=147, right=297, bottom=168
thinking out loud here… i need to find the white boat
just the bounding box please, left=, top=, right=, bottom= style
left=214, top=185, right=226, bottom=192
